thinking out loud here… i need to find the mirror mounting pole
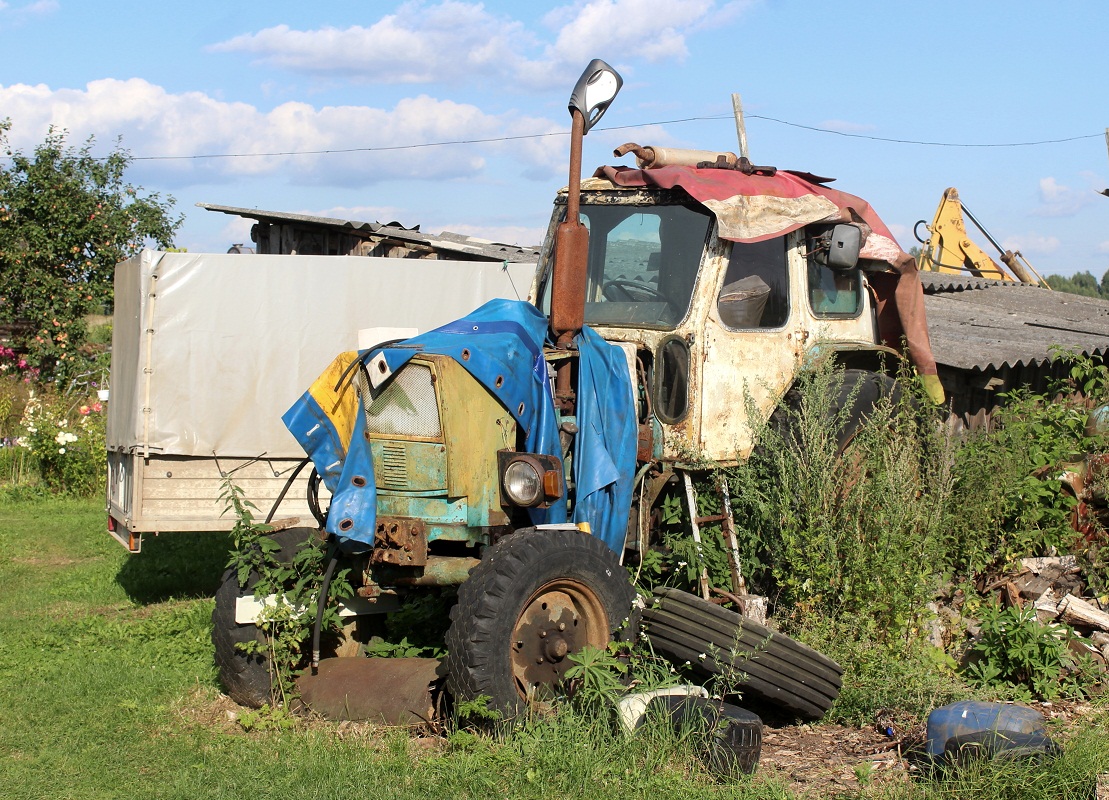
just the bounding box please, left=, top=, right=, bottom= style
left=551, top=108, right=588, bottom=352
left=549, top=59, right=621, bottom=412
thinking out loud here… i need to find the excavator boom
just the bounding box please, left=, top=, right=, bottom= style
left=915, top=187, right=1051, bottom=289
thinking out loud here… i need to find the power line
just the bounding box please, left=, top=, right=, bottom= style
left=747, top=114, right=1103, bottom=148
left=25, top=113, right=1108, bottom=162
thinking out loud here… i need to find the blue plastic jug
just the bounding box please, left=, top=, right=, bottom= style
left=926, top=701, right=1045, bottom=757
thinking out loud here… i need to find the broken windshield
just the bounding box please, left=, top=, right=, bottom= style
left=542, top=197, right=713, bottom=330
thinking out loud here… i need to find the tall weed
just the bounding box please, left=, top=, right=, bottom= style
left=947, top=351, right=1109, bottom=577
left=727, top=361, right=955, bottom=637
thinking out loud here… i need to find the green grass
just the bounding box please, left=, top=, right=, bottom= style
left=0, top=496, right=1106, bottom=799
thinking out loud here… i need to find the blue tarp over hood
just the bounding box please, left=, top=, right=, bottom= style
left=282, top=299, right=637, bottom=554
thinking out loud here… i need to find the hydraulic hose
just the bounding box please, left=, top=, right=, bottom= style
left=264, top=457, right=310, bottom=525
left=311, top=541, right=340, bottom=671
left=307, top=468, right=327, bottom=528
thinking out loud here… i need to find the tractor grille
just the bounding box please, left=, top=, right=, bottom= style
left=362, top=362, right=442, bottom=439
left=377, top=441, right=409, bottom=489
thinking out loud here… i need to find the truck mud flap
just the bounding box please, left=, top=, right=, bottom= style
left=642, top=587, right=842, bottom=720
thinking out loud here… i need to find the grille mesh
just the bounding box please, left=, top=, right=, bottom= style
left=363, top=363, right=442, bottom=438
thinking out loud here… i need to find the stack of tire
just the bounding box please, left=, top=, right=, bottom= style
left=643, top=587, right=842, bottom=720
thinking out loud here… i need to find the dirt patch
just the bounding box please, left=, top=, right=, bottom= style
left=758, top=700, right=1102, bottom=797
left=174, top=687, right=246, bottom=735
left=759, top=723, right=913, bottom=796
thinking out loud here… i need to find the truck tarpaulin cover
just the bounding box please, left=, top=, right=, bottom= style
left=105, top=250, right=536, bottom=459
left=597, top=165, right=943, bottom=402
left=283, top=299, right=637, bottom=554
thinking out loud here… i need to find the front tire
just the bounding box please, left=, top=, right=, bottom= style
left=444, top=529, right=635, bottom=718
left=212, top=527, right=312, bottom=708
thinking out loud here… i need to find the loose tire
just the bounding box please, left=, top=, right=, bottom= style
left=212, top=527, right=312, bottom=708
left=643, top=587, right=842, bottom=720
left=444, top=528, right=636, bottom=718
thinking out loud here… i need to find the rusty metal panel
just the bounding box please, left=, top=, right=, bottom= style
left=371, top=517, right=428, bottom=566
left=296, top=657, right=441, bottom=724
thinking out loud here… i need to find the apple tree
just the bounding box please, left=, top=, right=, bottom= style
left=0, top=120, right=183, bottom=380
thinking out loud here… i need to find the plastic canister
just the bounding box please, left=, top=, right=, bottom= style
left=925, top=701, right=1045, bottom=757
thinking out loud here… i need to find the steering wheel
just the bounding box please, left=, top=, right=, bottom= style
left=602, top=279, right=668, bottom=303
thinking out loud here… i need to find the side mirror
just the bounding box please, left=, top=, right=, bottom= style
left=568, top=59, right=622, bottom=133
left=822, top=224, right=862, bottom=270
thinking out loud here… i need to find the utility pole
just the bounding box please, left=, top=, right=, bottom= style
left=731, top=93, right=749, bottom=159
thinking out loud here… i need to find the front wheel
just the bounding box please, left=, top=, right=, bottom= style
left=444, top=529, right=635, bottom=718
left=212, top=527, right=314, bottom=707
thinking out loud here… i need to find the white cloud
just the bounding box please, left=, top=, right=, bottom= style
left=210, top=3, right=535, bottom=85
left=217, top=217, right=255, bottom=250
left=1034, top=176, right=1096, bottom=218
left=542, top=0, right=714, bottom=66
left=1096, top=241, right=1109, bottom=255
left=209, top=1, right=741, bottom=89
left=0, top=0, right=56, bottom=26
left=0, top=0, right=58, bottom=14
left=0, top=78, right=563, bottom=187
left=886, top=222, right=910, bottom=245
left=1002, top=234, right=1061, bottom=255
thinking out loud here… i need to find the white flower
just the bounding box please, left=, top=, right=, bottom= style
left=58, top=447, right=65, bottom=454
left=55, top=431, right=78, bottom=445
left=697, top=652, right=707, bottom=660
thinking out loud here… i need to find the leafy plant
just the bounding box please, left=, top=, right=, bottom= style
left=948, top=349, right=1109, bottom=577
left=964, top=602, right=1090, bottom=700
left=220, top=477, right=351, bottom=707
left=563, top=644, right=629, bottom=715
left=15, top=389, right=106, bottom=495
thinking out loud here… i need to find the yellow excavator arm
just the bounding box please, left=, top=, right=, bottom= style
left=915, top=187, right=1051, bottom=289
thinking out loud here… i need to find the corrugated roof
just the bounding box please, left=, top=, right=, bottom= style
left=918, top=272, right=1020, bottom=293
left=198, top=203, right=541, bottom=262
left=922, top=276, right=1109, bottom=372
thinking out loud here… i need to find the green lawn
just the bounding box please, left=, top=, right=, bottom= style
left=1, top=497, right=1107, bottom=800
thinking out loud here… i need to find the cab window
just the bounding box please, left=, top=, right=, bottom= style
left=543, top=201, right=712, bottom=329
left=717, top=238, right=789, bottom=329
left=807, top=255, right=862, bottom=317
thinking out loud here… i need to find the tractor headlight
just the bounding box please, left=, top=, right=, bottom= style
left=503, top=460, right=543, bottom=506
left=498, top=451, right=564, bottom=508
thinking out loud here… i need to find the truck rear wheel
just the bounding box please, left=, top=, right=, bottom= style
left=212, top=527, right=312, bottom=708
left=772, top=368, right=901, bottom=455
left=831, top=369, right=901, bottom=452
left=444, top=528, right=635, bottom=718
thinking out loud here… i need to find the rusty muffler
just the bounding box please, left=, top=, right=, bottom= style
left=296, top=657, right=442, bottom=725
left=615, top=142, right=738, bottom=169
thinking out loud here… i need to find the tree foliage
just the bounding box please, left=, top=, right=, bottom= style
left=1046, top=269, right=1108, bottom=299
left=0, top=120, right=182, bottom=379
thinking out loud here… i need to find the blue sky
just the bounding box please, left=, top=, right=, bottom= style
left=2, top=0, right=1107, bottom=277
